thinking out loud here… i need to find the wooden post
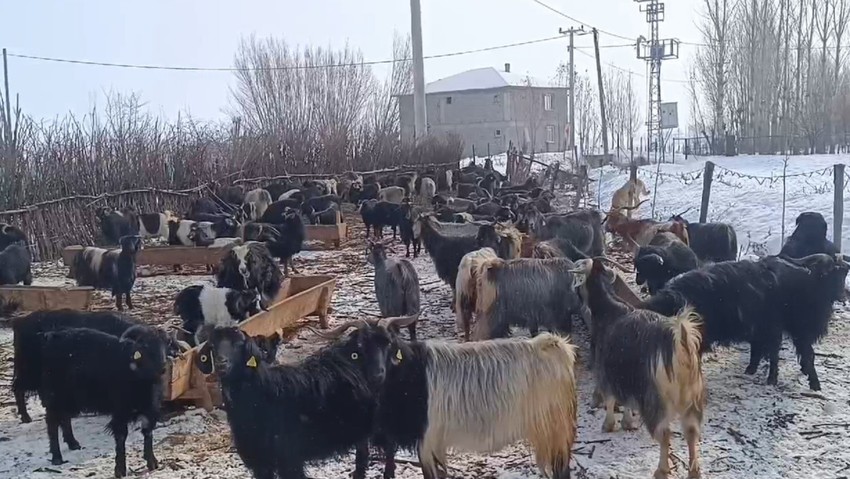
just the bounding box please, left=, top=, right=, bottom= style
left=2, top=48, right=12, bottom=149
left=699, top=161, right=715, bottom=223
left=835, top=163, right=845, bottom=251
left=592, top=29, right=609, bottom=161
left=550, top=162, right=559, bottom=192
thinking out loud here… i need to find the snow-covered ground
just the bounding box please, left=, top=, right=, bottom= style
left=2, top=159, right=850, bottom=479
left=594, top=154, right=850, bottom=256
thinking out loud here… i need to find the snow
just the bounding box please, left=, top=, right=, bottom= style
left=594, top=154, right=850, bottom=256
left=424, top=67, right=559, bottom=94
left=2, top=161, right=850, bottom=478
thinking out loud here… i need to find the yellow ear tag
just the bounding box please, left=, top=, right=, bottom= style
left=246, top=356, right=258, bottom=368
left=133, top=351, right=142, bottom=360
left=396, top=350, right=403, bottom=361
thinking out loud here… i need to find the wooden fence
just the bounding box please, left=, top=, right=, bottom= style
left=0, top=161, right=459, bottom=262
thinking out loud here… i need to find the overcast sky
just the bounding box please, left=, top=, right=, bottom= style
left=1, top=0, right=703, bottom=128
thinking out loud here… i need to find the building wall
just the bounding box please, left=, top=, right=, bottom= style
left=399, top=86, right=568, bottom=158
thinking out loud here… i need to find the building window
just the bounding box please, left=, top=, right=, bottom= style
left=545, top=125, right=556, bottom=143
left=543, top=93, right=553, bottom=111
left=493, top=94, right=501, bottom=104
left=495, top=129, right=502, bottom=138
left=446, top=96, right=452, bottom=104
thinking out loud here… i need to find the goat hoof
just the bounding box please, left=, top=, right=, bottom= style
left=114, top=466, right=127, bottom=478
left=602, top=419, right=617, bottom=433
left=51, top=456, right=67, bottom=466
left=146, top=456, right=159, bottom=471
left=653, top=468, right=670, bottom=479
left=688, top=468, right=702, bottom=479
left=809, top=380, right=821, bottom=392
left=767, top=375, right=778, bottom=386
left=20, top=415, right=32, bottom=424
left=67, top=441, right=82, bottom=451
left=744, top=365, right=758, bottom=375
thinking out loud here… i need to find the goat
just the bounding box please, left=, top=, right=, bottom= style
left=359, top=199, right=403, bottom=239
left=455, top=247, right=498, bottom=340
left=264, top=182, right=297, bottom=202
left=309, top=203, right=340, bottom=225
left=174, top=284, right=263, bottom=346
left=245, top=209, right=305, bottom=275
left=11, top=310, right=139, bottom=423
left=259, top=200, right=301, bottom=224
left=368, top=241, right=421, bottom=340
left=168, top=219, right=213, bottom=246
left=379, top=186, right=406, bottom=204
left=575, top=257, right=704, bottom=479
left=470, top=257, right=588, bottom=340
left=643, top=253, right=849, bottom=391
left=196, top=323, right=398, bottom=479
left=0, top=242, right=32, bottom=286
left=456, top=182, right=479, bottom=199
left=278, top=188, right=303, bottom=202
left=780, top=211, right=840, bottom=259
left=670, top=215, right=738, bottom=263
left=395, top=174, right=416, bottom=196
left=38, top=325, right=166, bottom=477
left=0, top=223, right=27, bottom=251
left=137, top=211, right=175, bottom=239
left=418, top=177, right=437, bottom=204
left=477, top=223, right=522, bottom=260
left=605, top=204, right=688, bottom=251
left=318, top=319, right=578, bottom=479
left=186, top=197, right=236, bottom=221
left=216, top=241, right=284, bottom=307
left=302, top=194, right=342, bottom=217
left=220, top=185, right=245, bottom=206
left=610, top=177, right=650, bottom=218
left=399, top=202, right=423, bottom=258
left=97, top=207, right=138, bottom=245
left=521, top=207, right=607, bottom=257
left=243, top=188, right=273, bottom=220
left=532, top=236, right=589, bottom=261
left=635, top=231, right=700, bottom=295
left=72, top=235, right=142, bottom=311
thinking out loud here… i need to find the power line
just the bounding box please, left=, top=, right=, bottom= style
left=526, top=0, right=637, bottom=42
left=7, top=35, right=566, bottom=72
left=574, top=48, right=692, bottom=84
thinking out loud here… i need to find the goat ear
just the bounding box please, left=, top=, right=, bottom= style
left=195, top=343, right=215, bottom=375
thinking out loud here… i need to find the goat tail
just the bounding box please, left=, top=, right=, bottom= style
left=469, top=255, right=505, bottom=341
left=455, top=248, right=498, bottom=340
left=671, top=306, right=705, bottom=413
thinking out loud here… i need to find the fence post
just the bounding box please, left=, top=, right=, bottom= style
left=699, top=161, right=715, bottom=223
left=835, top=163, right=845, bottom=251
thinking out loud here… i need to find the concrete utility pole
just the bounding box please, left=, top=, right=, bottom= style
left=410, top=0, right=427, bottom=141
left=592, top=29, right=610, bottom=160
left=559, top=26, right=589, bottom=162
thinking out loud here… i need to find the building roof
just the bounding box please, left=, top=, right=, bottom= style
left=422, top=67, right=558, bottom=94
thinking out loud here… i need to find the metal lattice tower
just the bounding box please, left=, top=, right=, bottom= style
left=635, top=0, right=679, bottom=162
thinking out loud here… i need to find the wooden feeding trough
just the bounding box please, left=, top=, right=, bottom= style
left=163, top=274, right=336, bottom=410
left=304, top=211, right=348, bottom=250
left=0, top=285, right=94, bottom=311
left=62, top=244, right=231, bottom=268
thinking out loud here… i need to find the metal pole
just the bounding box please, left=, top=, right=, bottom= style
left=410, top=0, right=427, bottom=141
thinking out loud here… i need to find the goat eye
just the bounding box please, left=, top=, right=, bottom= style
left=351, top=352, right=359, bottom=360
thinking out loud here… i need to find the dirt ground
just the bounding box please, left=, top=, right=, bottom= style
left=2, top=200, right=850, bottom=479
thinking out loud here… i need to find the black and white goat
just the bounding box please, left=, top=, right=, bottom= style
left=243, top=188, right=274, bottom=221
left=576, top=257, right=705, bottom=479
left=168, top=219, right=213, bottom=246
left=216, top=241, right=284, bottom=308
left=97, top=207, right=138, bottom=245
left=137, top=211, right=176, bottom=239
left=317, top=318, right=578, bottom=479
left=243, top=208, right=304, bottom=276
left=174, top=284, right=263, bottom=346
left=367, top=241, right=420, bottom=340
left=72, top=235, right=142, bottom=310
left=378, top=186, right=406, bottom=204
left=38, top=325, right=166, bottom=477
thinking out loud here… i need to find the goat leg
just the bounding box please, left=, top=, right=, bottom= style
left=408, top=323, right=417, bottom=342
left=683, top=413, right=702, bottom=479
left=142, top=418, right=158, bottom=471
left=114, top=293, right=124, bottom=312
left=46, top=412, right=66, bottom=465
left=602, top=397, right=618, bottom=432
left=744, top=342, right=762, bottom=375
left=289, top=258, right=300, bottom=275
left=125, top=293, right=134, bottom=311
left=353, top=440, right=369, bottom=479
left=622, top=408, right=641, bottom=431
left=653, top=427, right=672, bottom=479
left=15, top=389, right=31, bottom=423
left=61, top=418, right=81, bottom=450
left=765, top=334, right=782, bottom=386
left=796, top=342, right=821, bottom=391
left=112, top=420, right=129, bottom=478
left=381, top=439, right=398, bottom=479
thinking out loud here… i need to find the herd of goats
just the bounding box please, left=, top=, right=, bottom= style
left=0, top=158, right=849, bottom=479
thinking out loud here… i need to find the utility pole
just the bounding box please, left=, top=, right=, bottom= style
left=2, top=48, right=12, bottom=148
left=592, top=29, right=609, bottom=162
left=635, top=0, right=679, bottom=164
left=410, top=0, right=427, bottom=142
left=558, top=26, right=589, bottom=164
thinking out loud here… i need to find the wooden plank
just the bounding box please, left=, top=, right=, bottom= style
left=63, top=245, right=230, bottom=267
left=0, top=286, right=94, bottom=311
left=304, top=220, right=347, bottom=249
left=165, top=275, right=336, bottom=405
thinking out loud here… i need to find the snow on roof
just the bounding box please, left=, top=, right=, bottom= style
left=424, top=67, right=558, bottom=94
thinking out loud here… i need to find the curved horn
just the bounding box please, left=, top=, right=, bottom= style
left=592, top=256, right=634, bottom=273
left=308, top=320, right=373, bottom=340
left=617, top=199, right=651, bottom=212
left=381, top=314, right=420, bottom=330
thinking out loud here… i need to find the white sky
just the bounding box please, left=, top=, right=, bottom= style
left=1, top=0, right=703, bottom=129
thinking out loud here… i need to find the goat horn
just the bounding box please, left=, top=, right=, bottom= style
left=308, top=320, right=371, bottom=340
left=617, top=199, right=650, bottom=212
left=380, top=314, right=420, bottom=330
left=592, top=256, right=634, bottom=273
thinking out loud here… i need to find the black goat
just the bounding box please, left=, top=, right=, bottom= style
left=309, top=203, right=341, bottom=225
left=634, top=231, right=699, bottom=294
left=260, top=200, right=302, bottom=223
left=97, top=207, right=138, bottom=245
left=670, top=215, right=738, bottom=262
left=0, top=242, right=32, bottom=285
left=519, top=206, right=605, bottom=257
left=780, top=211, right=840, bottom=259
left=217, top=241, right=284, bottom=306
left=72, top=235, right=142, bottom=311
left=302, top=194, right=342, bottom=217
left=0, top=223, right=27, bottom=251
left=187, top=197, right=234, bottom=221
left=11, top=309, right=139, bottom=424
left=174, top=284, right=263, bottom=346
left=399, top=202, right=423, bottom=258
left=359, top=199, right=403, bottom=239
left=643, top=254, right=849, bottom=390
left=368, top=241, right=421, bottom=340
left=264, top=182, right=296, bottom=202
left=197, top=324, right=397, bottom=479
left=38, top=325, right=166, bottom=477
